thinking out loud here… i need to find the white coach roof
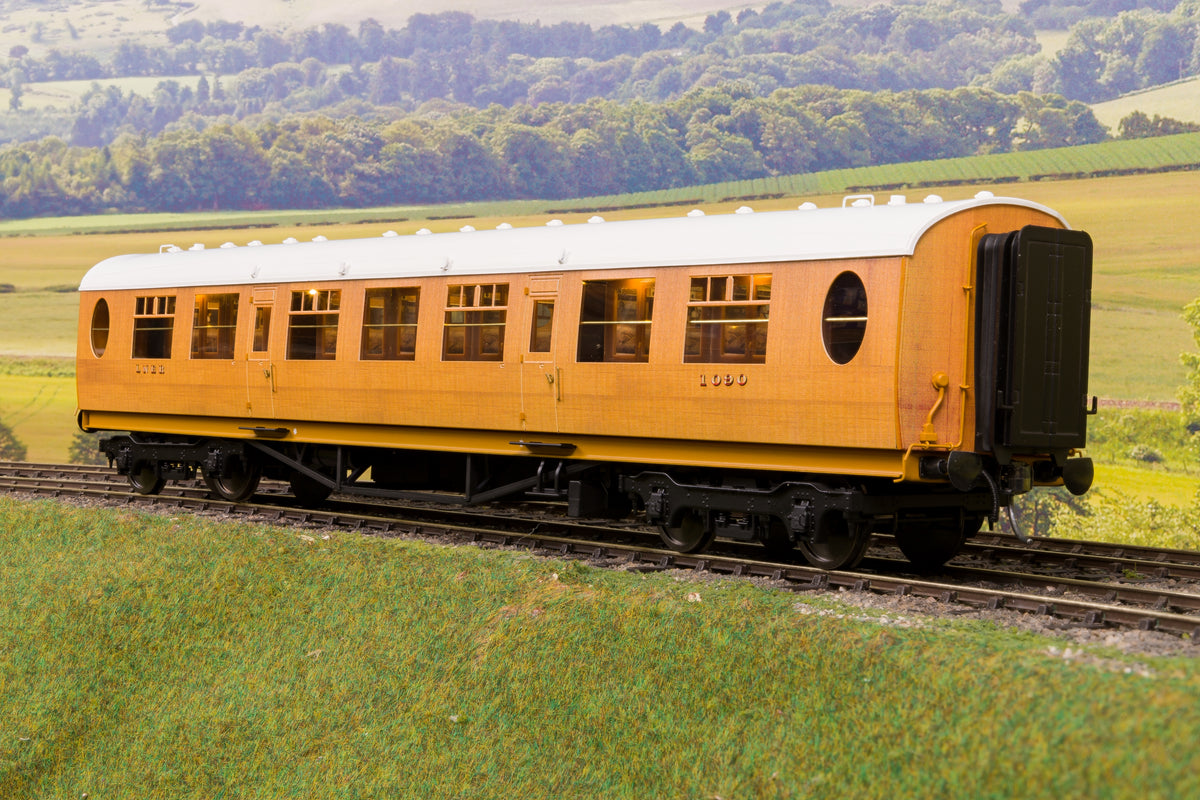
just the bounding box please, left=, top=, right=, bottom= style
left=78, top=194, right=1068, bottom=292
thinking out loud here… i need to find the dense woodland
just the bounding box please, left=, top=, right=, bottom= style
left=1, top=0, right=1199, bottom=216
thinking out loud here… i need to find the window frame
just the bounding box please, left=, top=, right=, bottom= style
left=190, top=293, right=240, bottom=360
left=821, top=271, right=868, bottom=365
left=442, top=283, right=508, bottom=362
left=90, top=298, right=110, bottom=358
left=576, top=278, right=655, bottom=363
left=132, top=294, right=177, bottom=359
left=528, top=299, right=555, bottom=354
left=683, top=274, right=771, bottom=364
left=286, top=288, right=341, bottom=361
left=361, top=287, right=421, bottom=361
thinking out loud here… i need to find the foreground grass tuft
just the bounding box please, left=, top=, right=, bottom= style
left=1, top=498, right=1199, bottom=798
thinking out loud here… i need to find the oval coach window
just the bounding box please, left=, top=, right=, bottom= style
left=91, top=298, right=110, bottom=357
left=821, top=272, right=867, bottom=365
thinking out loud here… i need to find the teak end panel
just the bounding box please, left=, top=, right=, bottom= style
left=897, top=205, right=1066, bottom=450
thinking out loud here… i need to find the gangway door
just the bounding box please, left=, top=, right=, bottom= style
left=976, top=225, right=1093, bottom=461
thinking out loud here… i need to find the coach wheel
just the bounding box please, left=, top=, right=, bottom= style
left=660, top=508, right=716, bottom=553
left=128, top=462, right=165, bottom=496
left=894, top=514, right=983, bottom=572
left=289, top=470, right=333, bottom=506
left=203, top=460, right=262, bottom=502
left=796, top=510, right=870, bottom=570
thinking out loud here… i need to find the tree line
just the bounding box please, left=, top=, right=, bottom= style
left=6, top=0, right=1199, bottom=147
left=1, top=0, right=1197, bottom=217
left=0, top=85, right=1108, bottom=218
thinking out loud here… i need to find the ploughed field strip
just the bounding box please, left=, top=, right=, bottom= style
left=4, top=461, right=1200, bottom=640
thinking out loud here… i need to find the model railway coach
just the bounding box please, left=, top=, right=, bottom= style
left=77, top=192, right=1095, bottom=570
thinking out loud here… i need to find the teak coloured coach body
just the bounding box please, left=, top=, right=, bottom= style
left=76, top=192, right=1095, bottom=569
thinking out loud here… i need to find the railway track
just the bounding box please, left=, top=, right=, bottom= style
left=4, top=461, right=1200, bottom=641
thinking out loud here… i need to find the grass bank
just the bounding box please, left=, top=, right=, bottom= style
left=1091, top=77, right=1200, bottom=130
left=0, top=498, right=1198, bottom=798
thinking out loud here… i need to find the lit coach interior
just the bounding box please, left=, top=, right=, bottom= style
left=76, top=192, right=1095, bottom=570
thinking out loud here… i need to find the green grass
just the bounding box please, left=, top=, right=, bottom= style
left=0, top=293, right=79, bottom=358
left=1091, top=77, right=1200, bottom=131
left=662, top=132, right=1200, bottom=202
left=0, top=199, right=603, bottom=239
left=0, top=373, right=76, bottom=462
left=1087, top=306, right=1192, bottom=402
left=0, top=498, right=1198, bottom=798
left=1095, top=464, right=1197, bottom=507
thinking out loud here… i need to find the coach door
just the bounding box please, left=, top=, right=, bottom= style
left=520, top=276, right=561, bottom=432
left=245, top=287, right=276, bottom=418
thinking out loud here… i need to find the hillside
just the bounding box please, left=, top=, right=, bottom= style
left=1091, top=77, right=1200, bottom=131
left=1, top=0, right=751, bottom=59
left=178, top=0, right=755, bottom=29
left=1, top=0, right=1197, bottom=221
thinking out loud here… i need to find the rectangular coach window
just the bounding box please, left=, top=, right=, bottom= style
left=442, top=283, right=508, bottom=361
left=683, top=275, right=770, bottom=363
left=132, top=295, right=176, bottom=359
left=287, top=289, right=341, bottom=360
left=529, top=300, right=555, bottom=353
left=577, top=279, right=654, bottom=363
left=191, top=293, right=239, bottom=359
left=361, top=287, right=420, bottom=361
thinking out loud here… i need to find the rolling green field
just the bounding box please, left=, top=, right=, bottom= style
left=0, top=374, right=75, bottom=460
left=1091, top=76, right=1200, bottom=131
left=585, top=132, right=1200, bottom=207
left=1, top=498, right=1197, bottom=799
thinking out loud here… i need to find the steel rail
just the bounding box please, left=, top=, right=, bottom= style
left=968, top=530, right=1200, bottom=567
left=3, top=462, right=1200, bottom=638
